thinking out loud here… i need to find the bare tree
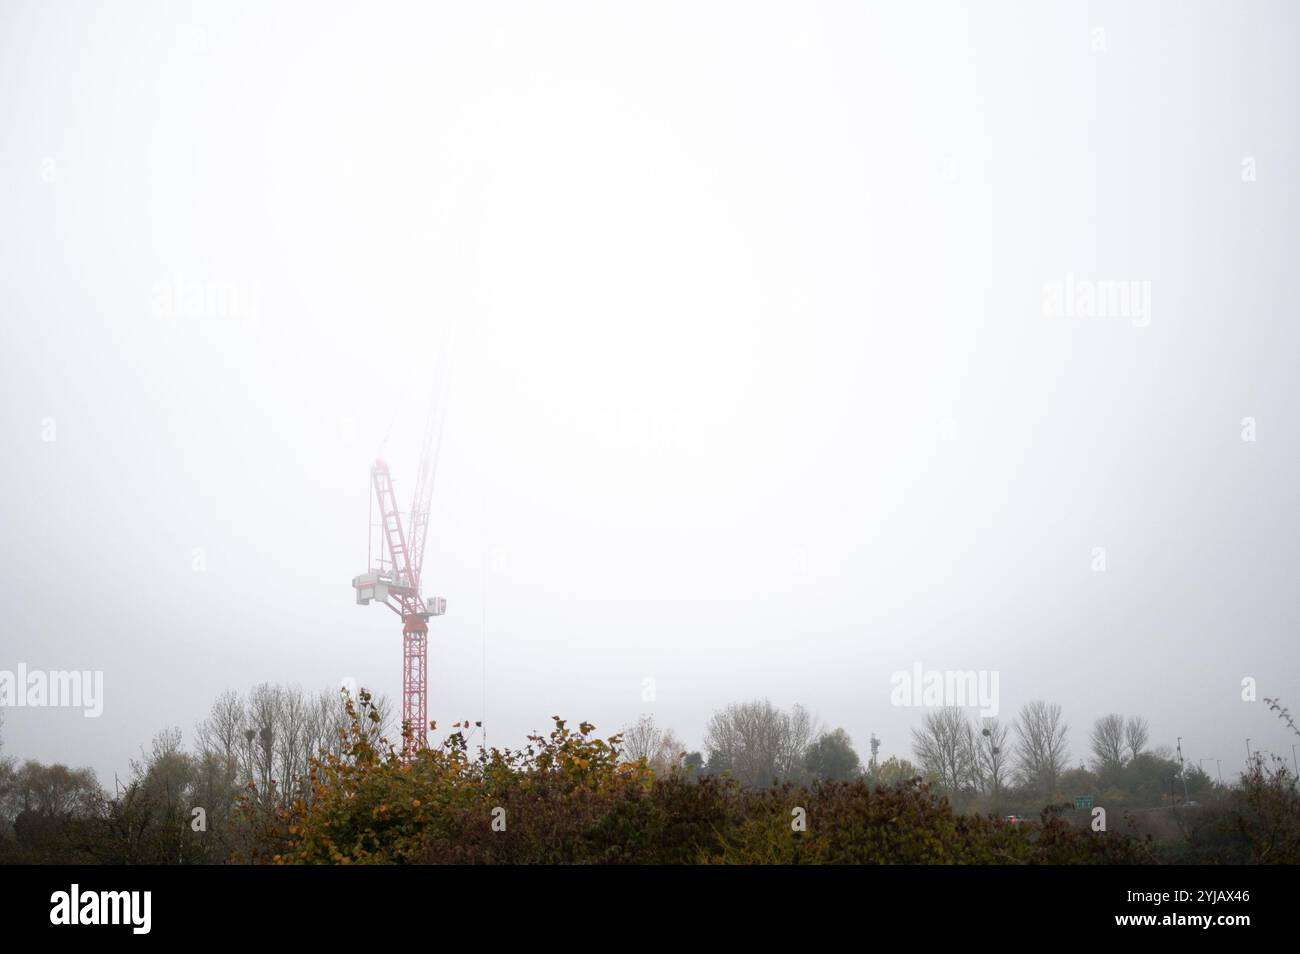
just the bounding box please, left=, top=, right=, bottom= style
left=275, top=687, right=312, bottom=801
left=621, top=715, right=685, bottom=773
left=703, top=700, right=819, bottom=788
left=705, top=700, right=783, bottom=787
left=193, top=684, right=394, bottom=808
left=196, top=690, right=244, bottom=765
left=778, top=704, right=820, bottom=782
left=911, top=707, right=976, bottom=792
left=312, top=688, right=351, bottom=760
left=1014, top=701, right=1069, bottom=799
left=1089, top=713, right=1126, bottom=772
left=245, top=683, right=280, bottom=802
left=653, top=729, right=686, bottom=774
left=1124, top=715, right=1150, bottom=762
left=976, top=717, right=1010, bottom=794
left=621, top=714, right=662, bottom=763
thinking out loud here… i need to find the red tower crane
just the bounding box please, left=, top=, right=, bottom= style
left=351, top=395, right=448, bottom=757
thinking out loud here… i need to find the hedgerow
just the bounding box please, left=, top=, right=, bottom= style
left=256, top=692, right=1154, bottom=865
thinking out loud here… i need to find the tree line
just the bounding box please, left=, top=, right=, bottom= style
left=0, top=685, right=393, bottom=863
left=625, top=699, right=1227, bottom=816
left=2, top=689, right=1297, bottom=863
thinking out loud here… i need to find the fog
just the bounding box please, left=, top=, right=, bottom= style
left=2, top=0, right=1298, bottom=786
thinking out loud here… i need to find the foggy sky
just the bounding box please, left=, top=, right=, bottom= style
left=2, top=0, right=1298, bottom=786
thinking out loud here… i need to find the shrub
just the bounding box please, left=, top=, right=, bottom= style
left=266, top=698, right=1155, bottom=865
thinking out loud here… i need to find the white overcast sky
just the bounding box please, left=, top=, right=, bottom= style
left=2, top=0, right=1298, bottom=783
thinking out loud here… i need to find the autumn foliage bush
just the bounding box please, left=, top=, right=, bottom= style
left=252, top=692, right=1155, bottom=865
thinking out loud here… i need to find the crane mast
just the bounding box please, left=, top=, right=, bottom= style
left=351, top=412, right=447, bottom=756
